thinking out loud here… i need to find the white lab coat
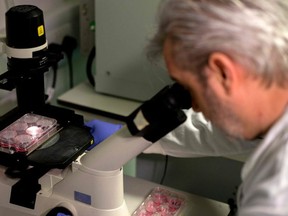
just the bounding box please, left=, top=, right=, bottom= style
left=237, top=108, right=288, bottom=216
left=144, top=109, right=259, bottom=157
left=144, top=107, right=288, bottom=216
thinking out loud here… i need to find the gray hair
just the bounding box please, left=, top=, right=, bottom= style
left=148, top=0, right=288, bottom=86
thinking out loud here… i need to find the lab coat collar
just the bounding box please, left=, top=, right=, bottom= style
left=240, top=106, right=288, bottom=180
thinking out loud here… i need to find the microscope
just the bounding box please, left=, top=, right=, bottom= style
left=0, top=5, right=191, bottom=216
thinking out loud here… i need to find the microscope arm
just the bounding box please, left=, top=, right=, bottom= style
left=80, top=125, right=153, bottom=171
left=81, top=83, right=191, bottom=172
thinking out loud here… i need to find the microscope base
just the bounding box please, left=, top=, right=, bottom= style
left=0, top=163, right=131, bottom=216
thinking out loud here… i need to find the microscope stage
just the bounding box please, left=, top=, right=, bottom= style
left=0, top=113, right=58, bottom=155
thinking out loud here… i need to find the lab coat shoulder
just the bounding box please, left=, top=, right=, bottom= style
left=237, top=108, right=288, bottom=216
left=144, top=109, right=259, bottom=157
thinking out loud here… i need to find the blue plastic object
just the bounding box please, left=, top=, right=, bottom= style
left=85, top=119, right=122, bottom=150
left=56, top=214, right=71, bottom=216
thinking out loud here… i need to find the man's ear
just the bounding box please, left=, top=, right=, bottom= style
left=206, top=52, right=237, bottom=94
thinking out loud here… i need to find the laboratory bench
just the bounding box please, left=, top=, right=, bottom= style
left=124, top=175, right=229, bottom=215
left=57, top=80, right=141, bottom=124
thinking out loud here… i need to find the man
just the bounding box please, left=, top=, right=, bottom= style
left=145, top=0, right=288, bottom=215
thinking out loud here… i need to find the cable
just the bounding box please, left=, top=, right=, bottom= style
left=48, top=43, right=62, bottom=88
left=160, top=155, right=169, bottom=185
left=45, top=43, right=62, bottom=103
left=45, top=62, right=58, bottom=103
left=51, top=62, right=58, bottom=89
left=61, top=36, right=77, bottom=89
left=86, top=46, right=95, bottom=87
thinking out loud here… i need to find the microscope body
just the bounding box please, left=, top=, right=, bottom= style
left=0, top=82, right=191, bottom=216
left=0, top=4, right=192, bottom=216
